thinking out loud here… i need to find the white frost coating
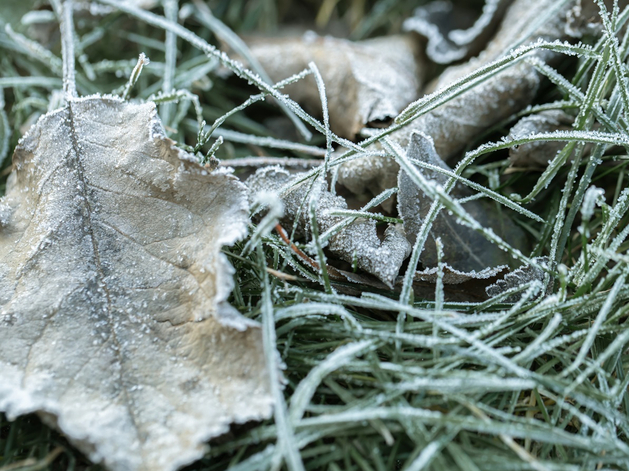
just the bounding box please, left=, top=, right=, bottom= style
left=0, top=198, right=12, bottom=226
left=404, top=0, right=510, bottom=64
left=449, top=0, right=504, bottom=45
left=338, top=0, right=575, bottom=201
left=0, top=97, right=273, bottom=471
left=20, top=10, right=56, bottom=25
left=581, top=186, right=605, bottom=222
left=413, top=264, right=509, bottom=284
left=486, top=257, right=549, bottom=302
left=210, top=165, right=236, bottom=175
left=15, top=106, right=67, bottom=149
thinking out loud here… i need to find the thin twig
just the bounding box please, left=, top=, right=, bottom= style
left=275, top=224, right=345, bottom=281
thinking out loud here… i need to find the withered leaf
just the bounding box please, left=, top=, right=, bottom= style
left=508, top=110, right=575, bottom=167
left=486, top=257, right=550, bottom=302
left=337, top=0, right=573, bottom=198
left=336, top=149, right=400, bottom=212
left=242, top=33, right=422, bottom=139
left=0, top=97, right=273, bottom=471
left=398, top=132, right=527, bottom=272
left=428, top=0, right=572, bottom=92
left=247, top=166, right=411, bottom=287
left=403, top=0, right=511, bottom=64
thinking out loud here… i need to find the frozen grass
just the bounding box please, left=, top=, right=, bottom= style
left=2, top=0, right=629, bottom=470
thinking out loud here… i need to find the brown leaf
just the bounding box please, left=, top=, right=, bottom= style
left=508, top=110, right=575, bottom=167
left=398, top=132, right=527, bottom=271
left=247, top=166, right=411, bottom=287
left=337, top=0, right=573, bottom=199
left=410, top=264, right=510, bottom=302
left=329, top=264, right=509, bottom=302
left=242, top=33, right=423, bottom=139
left=0, top=97, right=273, bottom=471
left=428, top=0, right=572, bottom=92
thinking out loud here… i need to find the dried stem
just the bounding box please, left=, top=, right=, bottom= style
left=275, top=224, right=345, bottom=281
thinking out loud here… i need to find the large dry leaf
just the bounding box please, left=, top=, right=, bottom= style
left=398, top=132, right=527, bottom=271
left=337, top=0, right=574, bottom=198
left=428, top=0, right=573, bottom=92
left=241, top=33, right=422, bottom=139
left=403, top=0, right=512, bottom=64
left=247, top=166, right=411, bottom=286
left=0, top=96, right=273, bottom=471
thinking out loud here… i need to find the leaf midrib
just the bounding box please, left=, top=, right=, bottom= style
left=65, top=102, right=147, bottom=462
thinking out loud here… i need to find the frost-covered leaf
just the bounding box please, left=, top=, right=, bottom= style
left=247, top=166, right=411, bottom=286
left=428, top=0, right=606, bottom=93
left=337, top=57, right=538, bottom=197
left=338, top=0, right=573, bottom=197
left=508, top=110, right=574, bottom=167
left=325, top=264, right=508, bottom=301
left=403, top=0, right=511, bottom=64
left=564, top=0, right=609, bottom=38
left=0, top=96, right=273, bottom=471
left=398, top=132, right=526, bottom=272
left=240, top=33, right=422, bottom=139
left=486, top=257, right=549, bottom=302
left=336, top=149, right=400, bottom=212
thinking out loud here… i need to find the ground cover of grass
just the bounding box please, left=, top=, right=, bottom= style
left=2, top=1, right=629, bottom=470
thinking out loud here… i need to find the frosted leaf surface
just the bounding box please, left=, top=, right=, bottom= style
left=398, top=133, right=526, bottom=272
left=241, top=33, right=422, bottom=139
left=0, top=97, right=273, bottom=471
left=247, top=166, right=411, bottom=287
left=508, top=110, right=574, bottom=167
left=337, top=0, right=573, bottom=198
left=564, top=0, right=606, bottom=39
left=335, top=149, right=400, bottom=212
left=429, top=0, right=573, bottom=91
left=337, top=59, right=539, bottom=199
left=486, top=257, right=549, bottom=302
left=403, top=0, right=511, bottom=64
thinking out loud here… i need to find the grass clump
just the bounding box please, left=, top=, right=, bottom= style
left=3, top=1, right=629, bottom=470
